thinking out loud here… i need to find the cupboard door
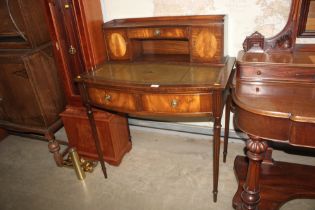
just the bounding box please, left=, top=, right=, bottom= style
left=23, top=46, right=65, bottom=126
left=0, top=0, right=50, bottom=49
left=0, top=60, right=45, bottom=127
left=104, top=30, right=131, bottom=61
left=190, top=26, right=224, bottom=63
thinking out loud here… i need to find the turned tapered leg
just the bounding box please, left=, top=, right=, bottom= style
left=213, top=116, right=222, bottom=202
left=223, top=93, right=231, bottom=163
left=86, top=106, right=108, bottom=179
left=240, top=135, right=268, bottom=210
left=47, top=133, right=63, bottom=167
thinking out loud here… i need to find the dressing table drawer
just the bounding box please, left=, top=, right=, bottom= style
left=88, top=87, right=137, bottom=112
left=127, top=27, right=188, bottom=39
left=141, top=93, right=212, bottom=114
left=239, top=66, right=315, bottom=82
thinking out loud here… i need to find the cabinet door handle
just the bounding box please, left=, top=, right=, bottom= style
left=68, top=45, right=77, bottom=55
left=170, top=99, right=178, bottom=108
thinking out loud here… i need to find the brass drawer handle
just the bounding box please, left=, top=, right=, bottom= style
left=69, top=45, right=77, bottom=55
left=170, top=99, right=178, bottom=108
left=257, top=71, right=262, bottom=75
left=154, top=28, right=161, bottom=36
left=104, top=94, right=111, bottom=102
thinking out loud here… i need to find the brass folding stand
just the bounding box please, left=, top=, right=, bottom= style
left=63, top=147, right=98, bottom=180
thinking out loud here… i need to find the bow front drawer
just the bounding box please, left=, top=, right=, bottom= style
left=88, top=87, right=137, bottom=112
left=142, top=93, right=212, bottom=114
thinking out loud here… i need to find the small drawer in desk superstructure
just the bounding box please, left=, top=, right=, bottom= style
left=127, top=27, right=188, bottom=39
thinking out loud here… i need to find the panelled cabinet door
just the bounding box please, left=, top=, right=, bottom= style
left=0, top=62, right=44, bottom=127
left=0, top=0, right=50, bottom=49
left=104, top=30, right=131, bottom=60
left=190, top=26, right=224, bottom=63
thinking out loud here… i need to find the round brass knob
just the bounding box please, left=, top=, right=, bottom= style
left=68, top=45, right=77, bottom=55
left=257, top=71, right=262, bottom=75
left=170, top=99, right=178, bottom=108
left=104, top=94, right=111, bottom=102
left=154, top=28, right=161, bottom=36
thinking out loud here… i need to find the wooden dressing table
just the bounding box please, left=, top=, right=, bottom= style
left=76, top=15, right=235, bottom=202
left=232, top=0, right=315, bottom=209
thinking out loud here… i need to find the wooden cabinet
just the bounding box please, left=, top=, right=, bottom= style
left=0, top=45, right=65, bottom=132
left=0, top=0, right=51, bottom=49
left=103, top=16, right=227, bottom=64
left=0, top=0, right=65, bottom=146
left=43, top=0, right=131, bottom=165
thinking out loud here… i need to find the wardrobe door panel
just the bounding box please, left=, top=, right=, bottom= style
left=0, top=56, right=44, bottom=127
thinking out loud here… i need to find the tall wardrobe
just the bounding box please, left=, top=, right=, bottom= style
left=0, top=0, right=66, bottom=162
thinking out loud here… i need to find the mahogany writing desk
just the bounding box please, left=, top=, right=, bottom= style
left=76, top=58, right=235, bottom=202
left=232, top=51, right=315, bottom=210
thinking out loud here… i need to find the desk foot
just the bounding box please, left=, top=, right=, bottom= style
left=213, top=191, right=218, bottom=202
left=213, top=116, right=221, bottom=203
left=233, top=156, right=315, bottom=210
left=223, top=152, right=227, bottom=163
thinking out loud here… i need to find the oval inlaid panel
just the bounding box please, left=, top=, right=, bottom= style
left=108, top=33, right=127, bottom=57
left=195, top=30, right=217, bottom=59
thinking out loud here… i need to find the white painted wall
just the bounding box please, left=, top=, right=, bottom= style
left=101, top=0, right=154, bottom=21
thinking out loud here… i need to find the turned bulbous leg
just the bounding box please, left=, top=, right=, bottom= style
left=47, top=133, right=63, bottom=167
left=240, top=135, right=268, bottom=210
